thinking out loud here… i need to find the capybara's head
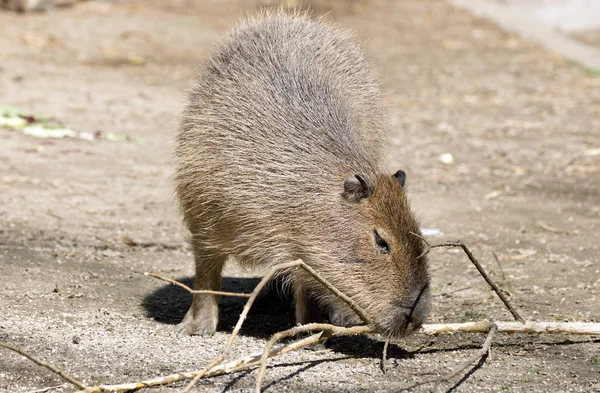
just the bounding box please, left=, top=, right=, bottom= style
left=302, top=170, right=430, bottom=338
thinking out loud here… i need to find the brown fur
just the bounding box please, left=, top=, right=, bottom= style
left=173, top=10, right=430, bottom=338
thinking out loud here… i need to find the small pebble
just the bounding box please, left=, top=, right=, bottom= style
left=438, top=153, right=454, bottom=165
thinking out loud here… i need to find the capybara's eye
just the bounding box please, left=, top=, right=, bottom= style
left=373, top=230, right=389, bottom=254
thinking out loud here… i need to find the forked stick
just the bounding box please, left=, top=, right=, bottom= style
left=175, top=259, right=373, bottom=393
left=7, top=241, right=597, bottom=393
left=397, top=323, right=498, bottom=392
left=410, top=234, right=524, bottom=323
left=80, top=257, right=374, bottom=393
left=430, top=240, right=524, bottom=322
left=6, top=319, right=597, bottom=393
left=255, top=323, right=372, bottom=392
left=75, top=332, right=325, bottom=393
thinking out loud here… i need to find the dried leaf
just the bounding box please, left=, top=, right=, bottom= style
left=0, top=115, right=27, bottom=129
left=22, top=125, right=77, bottom=139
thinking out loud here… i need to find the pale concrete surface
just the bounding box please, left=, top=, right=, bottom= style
left=450, top=0, right=600, bottom=69
left=514, top=0, right=600, bottom=31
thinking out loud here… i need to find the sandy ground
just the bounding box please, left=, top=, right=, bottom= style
left=1, top=0, right=599, bottom=392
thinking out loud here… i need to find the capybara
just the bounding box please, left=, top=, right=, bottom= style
left=174, top=11, right=430, bottom=338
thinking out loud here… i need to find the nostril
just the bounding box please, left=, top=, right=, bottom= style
left=389, top=287, right=431, bottom=337
left=395, top=286, right=430, bottom=325
left=396, top=305, right=413, bottom=325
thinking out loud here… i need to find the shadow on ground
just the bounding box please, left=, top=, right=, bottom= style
left=142, top=277, right=415, bottom=361
left=143, top=276, right=296, bottom=337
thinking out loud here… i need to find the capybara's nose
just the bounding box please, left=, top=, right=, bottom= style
left=408, top=284, right=431, bottom=332
left=394, top=285, right=431, bottom=336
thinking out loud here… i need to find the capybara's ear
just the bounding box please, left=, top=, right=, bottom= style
left=342, top=174, right=373, bottom=202
left=393, top=170, right=406, bottom=187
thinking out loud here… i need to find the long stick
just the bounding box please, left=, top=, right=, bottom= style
left=145, top=272, right=252, bottom=298
left=77, top=331, right=331, bottom=393
left=397, top=323, right=498, bottom=392
left=0, top=341, right=86, bottom=389
left=432, top=240, right=525, bottom=322
left=25, top=384, right=65, bottom=393
left=16, top=320, right=600, bottom=393
left=255, top=324, right=372, bottom=392
left=181, top=259, right=373, bottom=393
left=381, top=338, right=390, bottom=374
left=421, top=321, right=600, bottom=335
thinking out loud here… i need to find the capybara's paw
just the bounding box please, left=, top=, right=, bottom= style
left=177, top=309, right=217, bottom=337
left=328, top=308, right=361, bottom=327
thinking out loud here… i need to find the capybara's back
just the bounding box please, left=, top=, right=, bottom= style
left=174, top=11, right=430, bottom=337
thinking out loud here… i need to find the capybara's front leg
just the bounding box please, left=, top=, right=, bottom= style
left=178, top=250, right=226, bottom=336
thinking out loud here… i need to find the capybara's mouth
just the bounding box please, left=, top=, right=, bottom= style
left=328, top=309, right=422, bottom=338
left=380, top=318, right=424, bottom=338
left=325, top=293, right=430, bottom=338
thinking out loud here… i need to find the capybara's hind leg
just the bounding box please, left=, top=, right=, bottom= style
left=178, top=247, right=226, bottom=336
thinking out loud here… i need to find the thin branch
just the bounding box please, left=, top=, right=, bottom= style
left=0, top=341, right=86, bottom=389
left=145, top=272, right=251, bottom=298
left=409, top=231, right=431, bottom=260
left=77, top=330, right=344, bottom=393
left=25, top=384, right=66, bottom=393
left=431, top=241, right=525, bottom=322
left=491, top=251, right=506, bottom=280
left=397, top=323, right=498, bottom=392
left=255, top=324, right=372, bottom=392
left=536, top=220, right=572, bottom=235
left=295, top=262, right=373, bottom=325
left=381, top=337, right=390, bottom=374
left=27, top=240, right=594, bottom=393
left=410, top=235, right=522, bottom=323
left=182, top=259, right=373, bottom=393
left=421, top=321, right=600, bottom=335
left=219, top=332, right=325, bottom=374
left=44, top=320, right=600, bottom=393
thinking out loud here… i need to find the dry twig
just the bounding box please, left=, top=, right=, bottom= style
left=175, top=259, right=373, bottom=393
left=255, top=323, right=372, bottom=392
left=73, top=320, right=600, bottom=393
left=410, top=233, right=522, bottom=322
left=145, top=272, right=251, bottom=298
left=491, top=251, right=506, bottom=280
left=421, top=321, right=600, bottom=335
left=397, top=323, right=498, bottom=392
left=430, top=240, right=524, bottom=322
left=0, top=341, right=86, bottom=389
left=78, top=332, right=326, bottom=393
left=381, top=337, right=390, bottom=374
left=25, top=385, right=66, bottom=393
left=10, top=240, right=599, bottom=393
left=536, top=220, right=572, bottom=235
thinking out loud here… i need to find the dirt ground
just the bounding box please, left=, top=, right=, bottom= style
left=1, top=0, right=599, bottom=392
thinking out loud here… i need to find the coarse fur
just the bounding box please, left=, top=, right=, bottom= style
left=174, top=10, right=430, bottom=338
